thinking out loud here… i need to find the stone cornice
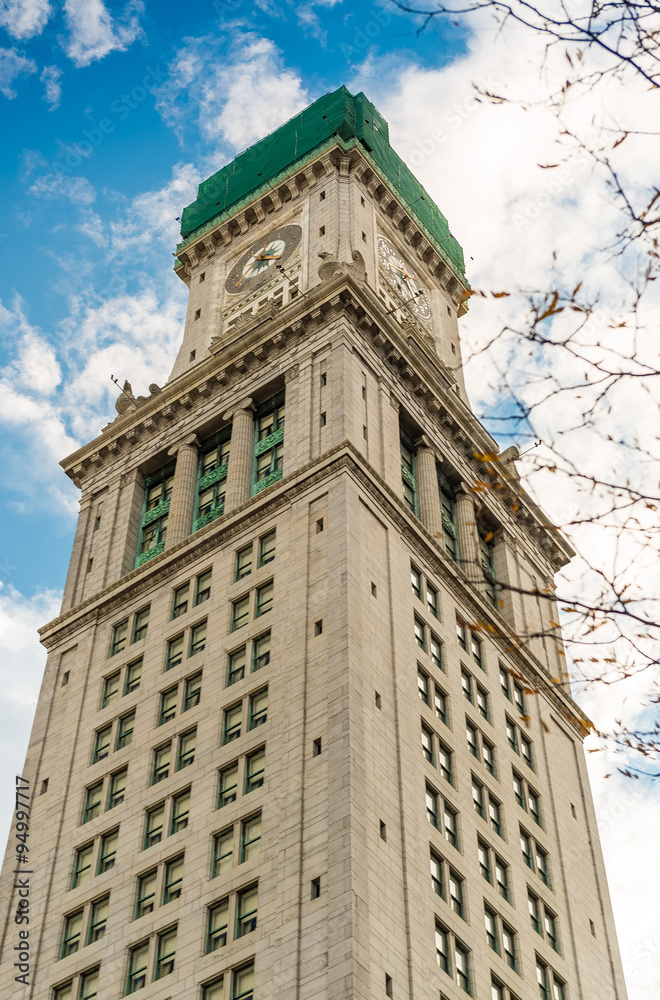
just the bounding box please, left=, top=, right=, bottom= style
left=41, top=441, right=589, bottom=740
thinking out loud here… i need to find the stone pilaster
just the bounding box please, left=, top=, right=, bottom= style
left=282, top=364, right=300, bottom=478
left=455, top=483, right=483, bottom=587
left=166, top=435, right=199, bottom=548
left=415, top=435, right=443, bottom=541
left=223, top=398, right=254, bottom=513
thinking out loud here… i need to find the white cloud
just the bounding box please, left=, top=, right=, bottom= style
left=40, top=63, right=62, bottom=109
left=29, top=170, right=96, bottom=205
left=0, top=45, right=36, bottom=98
left=108, top=161, right=200, bottom=255
left=0, top=0, right=52, bottom=40
left=157, top=34, right=310, bottom=151
left=62, top=0, right=143, bottom=68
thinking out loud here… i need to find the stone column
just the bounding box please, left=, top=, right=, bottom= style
left=282, top=364, right=300, bottom=478
left=166, top=435, right=199, bottom=548
left=415, top=435, right=443, bottom=541
left=223, top=398, right=254, bottom=513
left=455, top=483, right=483, bottom=587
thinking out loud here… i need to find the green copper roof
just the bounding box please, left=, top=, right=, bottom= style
left=179, top=86, right=465, bottom=276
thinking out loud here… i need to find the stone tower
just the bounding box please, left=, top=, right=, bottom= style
left=0, top=87, right=628, bottom=1000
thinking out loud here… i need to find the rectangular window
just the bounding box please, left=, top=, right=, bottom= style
left=483, top=739, right=496, bottom=776
left=171, top=788, right=191, bottom=834
left=529, top=788, right=542, bottom=827
left=144, top=803, right=165, bottom=848
left=177, top=729, right=196, bottom=769
left=53, top=983, right=73, bottom=1000
left=233, top=962, right=255, bottom=1000
left=163, top=855, right=184, bottom=903
left=127, top=941, right=149, bottom=993
left=136, top=463, right=174, bottom=567
left=438, top=740, right=453, bottom=784
left=421, top=723, right=434, bottom=764
left=223, top=704, right=242, bottom=744
left=249, top=688, right=268, bottom=729
left=461, top=669, right=473, bottom=703
left=489, top=796, right=502, bottom=837
left=197, top=430, right=230, bottom=528
left=430, top=848, right=444, bottom=897
left=116, top=710, right=135, bottom=749
left=529, top=891, right=542, bottom=934
left=456, top=617, right=467, bottom=650
left=93, top=725, right=112, bottom=763
left=449, top=869, right=464, bottom=918
left=478, top=839, right=491, bottom=883
left=444, top=803, right=458, bottom=848
left=438, top=473, right=459, bottom=562
left=125, top=659, right=142, bottom=693
left=513, top=681, right=526, bottom=715
left=79, top=969, right=99, bottom=1000
left=245, top=748, right=265, bottom=792
left=256, top=581, right=274, bottom=617
left=190, top=620, right=207, bottom=656
left=500, top=665, right=511, bottom=699
left=520, top=829, right=533, bottom=869
left=208, top=899, right=229, bottom=951
left=236, top=883, right=258, bottom=937
left=536, top=959, right=550, bottom=1000
left=232, top=596, right=250, bottom=631
left=73, top=843, right=94, bottom=886
left=195, top=569, right=212, bottom=605
left=414, top=617, right=426, bottom=651
left=97, top=828, right=118, bottom=877
left=507, top=716, right=519, bottom=753
left=545, top=909, right=559, bottom=951
left=471, top=632, right=483, bottom=668
left=425, top=784, right=439, bottom=828
left=87, top=895, right=109, bottom=943
left=513, top=770, right=526, bottom=809
left=411, top=566, right=422, bottom=600
left=536, top=845, right=550, bottom=885
left=153, top=743, right=171, bottom=784
left=454, top=940, right=471, bottom=993
left=485, top=906, right=499, bottom=953
left=259, top=530, right=276, bottom=566
left=502, top=923, right=517, bottom=970
left=418, top=668, right=430, bottom=705
left=241, top=812, right=262, bottom=862
left=213, top=828, right=234, bottom=877
left=107, top=767, right=127, bottom=809
left=254, top=393, right=285, bottom=492
left=430, top=634, right=443, bottom=669
left=172, top=583, right=189, bottom=619
left=132, top=607, right=150, bottom=643
left=155, top=925, right=177, bottom=979
left=434, top=686, right=448, bottom=725
left=476, top=685, right=489, bottom=721
left=136, top=869, right=157, bottom=918
left=61, top=909, right=83, bottom=956
left=427, top=583, right=439, bottom=618
left=82, top=782, right=103, bottom=823
left=521, top=734, right=534, bottom=769
left=472, top=778, right=485, bottom=819
left=165, top=634, right=184, bottom=671
left=218, top=762, right=239, bottom=807
left=110, top=620, right=128, bottom=657
left=466, top=720, right=478, bottom=758
left=183, top=671, right=202, bottom=710
left=101, top=671, right=120, bottom=708
left=236, top=545, right=252, bottom=580
left=495, top=855, right=509, bottom=900
left=253, top=632, right=271, bottom=671
left=228, top=647, right=247, bottom=685
left=435, top=921, right=450, bottom=974
left=159, top=687, right=178, bottom=725
left=400, top=434, right=417, bottom=512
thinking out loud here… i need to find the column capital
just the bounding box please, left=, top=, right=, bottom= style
left=415, top=434, right=442, bottom=460
left=168, top=433, right=199, bottom=458
left=222, top=397, right=254, bottom=422
left=284, top=365, right=300, bottom=383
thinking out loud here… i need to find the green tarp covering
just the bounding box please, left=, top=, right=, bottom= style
left=179, top=86, right=465, bottom=276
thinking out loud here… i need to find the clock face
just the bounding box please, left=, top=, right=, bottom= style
left=377, top=234, right=431, bottom=322
left=226, top=224, right=302, bottom=294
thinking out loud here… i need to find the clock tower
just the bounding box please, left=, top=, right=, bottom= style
left=0, top=87, right=628, bottom=1000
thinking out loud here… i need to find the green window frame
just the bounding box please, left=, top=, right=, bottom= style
left=172, top=583, right=189, bottom=619
left=418, top=667, right=430, bottom=705
left=228, top=646, right=247, bottom=685
left=472, top=778, right=485, bottom=819
left=520, top=828, right=534, bottom=869
left=127, top=941, right=149, bottom=993
left=98, top=828, right=119, bottom=873
left=502, top=922, right=517, bottom=970
left=135, top=462, right=175, bottom=568
left=483, top=738, right=496, bottom=776
left=411, top=565, right=422, bottom=599
left=73, top=843, right=93, bottom=887
left=218, top=762, right=239, bottom=807
left=477, top=839, right=491, bottom=883
left=207, top=899, right=229, bottom=952
left=476, top=685, right=489, bottom=721
left=258, top=529, right=276, bottom=566
left=163, top=855, right=184, bottom=904
left=400, top=432, right=417, bottom=513
left=438, top=469, right=458, bottom=562
left=431, top=633, right=443, bottom=670
left=255, top=581, right=273, bottom=617
left=177, top=729, right=196, bottom=769
left=101, top=671, right=120, bottom=708
left=107, top=767, right=127, bottom=809
left=171, top=788, right=191, bottom=834
left=235, top=544, right=253, bottom=581
left=236, top=883, right=258, bottom=937
left=116, top=710, right=135, bottom=750
left=456, top=617, right=468, bottom=650
left=223, top=704, right=242, bottom=744
left=155, top=926, right=177, bottom=980
left=132, top=607, right=150, bottom=643
left=466, top=720, right=478, bottom=758
left=152, top=744, right=171, bottom=784
left=529, top=891, right=542, bottom=934
left=82, top=782, right=103, bottom=824
left=414, top=617, right=426, bottom=651
left=144, top=803, right=165, bottom=848
left=425, top=784, right=439, bottom=828
left=435, top=920, right=450, bottom=973
left=434, top=685, right=448, bottom=725
left=253, top=632, right=271, bottom=671
left=79, top=968, right=99, bottom=1000
left=430, top=848, right=444, bottom=897
left=53, top=982, right=73, bottom=1000
left=165, top=634, right=184, bottom=671
left=87, top=895, right=109, bottom=943
left=135, top=869, right=157, bottom=918
left=109, top=620, right=128, bottom=657
left=212, top=828, right=234, bottom=877
left=195, top=428, right=231, bottom=532
left=189, top=620, right=207, bottom=656
left=248, top=688, right=268, bottom=729
left=93, top=725, right=112, bottom=763
left=495, top=855, right=509, bottom=900
left=485, top=905, right=499, bottom=953
left=252, top=391, right=285, bottom=494
left=444, top=803, right=458, bottom=848
left=489, top=797, right=502, bottom=837
left=125, top=659, right=142, bottom=693
left=471, top=632, right=483, bottom=668
left=183, top=671, right=202, bottom=711
left=61, top=909, right=83, bottom=957
left=245, top=747, right=265, bottom=793
left=195, top=569, right=212, bottom=605
left=455, top=940, right=471, bottom=993
left=449, top=869, right=464, bottom=918
left=422, top=723, right=434, bottom=763
left=241, top=812, right=261, bottom=862
left=480, top=533, right=497, bottom=604
left=159, top=686, right=178, bottom=725
left=426, top=582, right=439, bottom=618
left=231, top=595, right=250, bottom=631
left=202, top=976, right=225, bottom=1000
left=232, top=963, right=254, bottom=1000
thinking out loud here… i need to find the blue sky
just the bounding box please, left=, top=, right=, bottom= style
left=1, top=2, right=659, bottom=996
